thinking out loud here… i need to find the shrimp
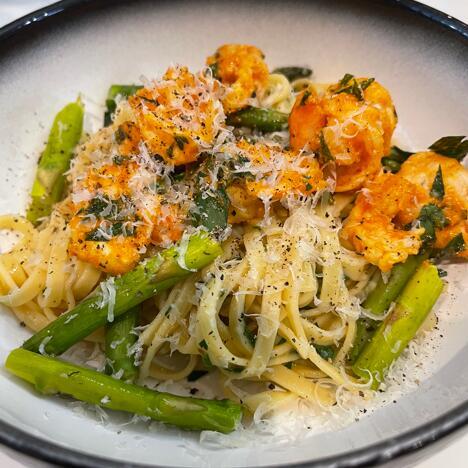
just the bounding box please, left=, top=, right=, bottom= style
left=206, top=44, right=269, bottom=113
left=398, top=151, right=468, bottom=257
left=128, top=66, right=224, bottom=166
left=225, top=140, right=325, bottom=223
left=342, top=151, right=468, bottom=270
left=289, top=77, right=397, bottom=192
left=341, top=173, right=427, bottom=271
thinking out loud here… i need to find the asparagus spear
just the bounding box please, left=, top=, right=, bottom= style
left=348, top=253, right=427, bottom=363
left=26, top=99, right=84, bottom=225
left=104, top=84, right=143, bottom=126
left=352, top=261, right=443, bottom=389
left=105, top=306, right=139, bottom=382
left=226, top=106, right=288, bottom=132
left=23, top=235, right=221, bottom=356
left=6, top=349, right=242, bottom=433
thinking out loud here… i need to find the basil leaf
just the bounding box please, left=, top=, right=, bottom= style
left=382, top=146, right=414, bottom=172
left=430, top=165, right=445, bottom=200
left=319, top=132, right=334, bottom=163
left=192, top=188, right=229, bottom=232
left=272, top=66, right=313, bottom=82
left=334, top=74, right=374, bottom=101
left=418, top=203, right=448, bottom=245
left=429, top=136, right=468, bottom=161
left=434, top=233, right=465, bottom=259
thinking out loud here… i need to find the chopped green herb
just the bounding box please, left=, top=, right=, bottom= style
left=300, top=90, right=311, bottom=106
left=166, top=144, right=174, bottom=159
left=334, top=74, right=374, bottom=101
left=429, top=136, right=468, bottom=161
left=198, top=339, right=208, bottom=350
left=339, top=73, right=354, bottom=87
left=381, top=146, right=414, bottom=172
left=319, top=132, right=334, bottom=163
left=174, top=135, right=189, bottom=150
left=418, top=204, right=448, bottom=245
left=360, top=77, right=375, bottom=91
left=272, top=66, right=313, bottom=82
left=244, top=327, right=257, bottom=347
left=437, top=268, right=448, bottom=278
left=84, top=196, right=110, bottom=216
left=85, top=222, right=134, bottom=241
left=430, top=165, right=445, bottom=200
left=434, top=233, right=465, bottom=259
left=112, top=155, right=127, bottom=166
left=313, top=344, right=336, bottom=361
left=192, top=189, right=229, bottom=232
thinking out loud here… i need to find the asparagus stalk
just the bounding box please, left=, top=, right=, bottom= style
left=352, top=261, right=443, bottom=389
left=26, top=99, right=84, bottom=225
left=104, top=84, right=143, bottom=126
left=348, top=253, right=427, bottom=363
left=6, top=349, right=242, bottom=433
left=226, top=106, right=288, bottom=132
left=105, top=306, right=140, bottom=382
left=23, top=235, right=221, bottom=356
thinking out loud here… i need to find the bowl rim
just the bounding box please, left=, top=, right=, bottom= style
left=0, top=0, right=467, bottom=467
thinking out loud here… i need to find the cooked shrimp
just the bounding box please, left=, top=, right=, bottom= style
left=226, top=182, right=265, bottom=224
left=399, top=151, right=468, bottom=257
left=128, top=66, right=224, bottom=166
left=341, top=173, right=427, bottom=271
left=68, top=214, right=150, bottom=276
left=206, top=44, right=269, bottom=113
left=229, top=140, right=325, bottom=202
left=289, top=77, right=397, bottom=192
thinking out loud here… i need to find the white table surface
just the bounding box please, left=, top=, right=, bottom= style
left=0, top=1, right=467, bottom=467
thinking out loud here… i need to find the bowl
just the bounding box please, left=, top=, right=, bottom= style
left=0, top=1, right=467, bottom=466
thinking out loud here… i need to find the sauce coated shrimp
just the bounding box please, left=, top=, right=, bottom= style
left=289, top=76, right=397, bottom=192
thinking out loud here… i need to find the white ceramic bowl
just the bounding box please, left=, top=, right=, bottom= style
left=0, top=1, right=467, bottom=466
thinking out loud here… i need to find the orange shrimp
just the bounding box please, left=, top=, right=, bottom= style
left=129, top=66, right=223, bottom=166
left=223, top=140, right=325, bottom=224
left=233, top=140, right=325, bottom=200
left=289, top=77, right=397, bottom=192
left=342, top=173, right=427, bottom=271
left=207, top=44, right=269, bottom=113
left=398, top=151, right=468, bottom=257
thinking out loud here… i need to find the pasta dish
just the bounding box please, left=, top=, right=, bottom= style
left=1, top=44, right=467, bottom=434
